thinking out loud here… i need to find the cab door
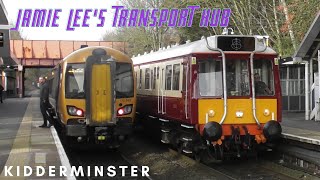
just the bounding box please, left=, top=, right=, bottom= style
left=84, top=50, right=116, bottom=126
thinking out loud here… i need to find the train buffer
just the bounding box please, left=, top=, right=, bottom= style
left=282, top=112, right=320, bottom=146
left=0, top=97, right=74, bottom=179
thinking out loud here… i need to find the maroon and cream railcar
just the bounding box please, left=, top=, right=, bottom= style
left=133, top=35, right=282, bottom=160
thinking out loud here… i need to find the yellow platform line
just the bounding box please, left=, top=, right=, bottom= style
left=0, top=99, right=33, bottom=179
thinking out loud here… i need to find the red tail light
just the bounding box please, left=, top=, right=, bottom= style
left=118, top=108, right=124, bottom=115
left=76, top=109, right=83, bottom=116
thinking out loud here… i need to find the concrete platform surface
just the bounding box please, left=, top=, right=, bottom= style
left=0, top=97, right=74, bottom=180
left=282, top=112, right=320, bottom=145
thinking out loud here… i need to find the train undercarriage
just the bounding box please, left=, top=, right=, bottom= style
left=137, top=114, right=281, bottom=162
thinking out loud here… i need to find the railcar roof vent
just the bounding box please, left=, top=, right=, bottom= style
left=186, top=40, right=191, bottom=44
left=138, top=54, right=141, bottom=56
left=150, top=50, right=154, bottom=53
left=144, top=52, right=147, bottom=55
left=167, top=45, right=170, bottom=49
left=80, top=45, right=88, bottom=48
left=132, top=55, right=135, bottom=58
left=201, top=36, right=205, bottom=40
left=174, top=42, right=179, bottom=46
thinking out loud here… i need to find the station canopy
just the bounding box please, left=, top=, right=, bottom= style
left=294, top=12, right=320, bottom=61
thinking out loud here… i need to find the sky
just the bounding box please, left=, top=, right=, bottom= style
left=2, top=0, right=119, bottom=41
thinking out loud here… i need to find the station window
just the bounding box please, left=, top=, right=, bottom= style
left=172, top=64, right=180, bottom=90
left=165, top=65, right=172, bottom=90
left=145, top=68, right=150, bottom=89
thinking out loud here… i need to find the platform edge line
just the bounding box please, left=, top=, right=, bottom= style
left=50, top=127, right=76, bottom=180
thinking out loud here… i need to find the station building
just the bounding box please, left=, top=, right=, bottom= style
left=0, top=0, right=17, bottom=99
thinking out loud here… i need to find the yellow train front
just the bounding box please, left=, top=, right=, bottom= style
left=48, top=47, right=136, bottom=147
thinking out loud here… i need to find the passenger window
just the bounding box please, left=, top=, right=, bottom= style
left=145, top=68, right=150, bottom=89
left=172, top=64, right=180, bottom=90
left=153, top=67, right=156, bottom=89
left=135, top=71, right=137, bottom=90
left=139, top=69, right=142, bottom=89
left=157, top=67, right=159, bottom=79
left=165, top=65, right=172, bottom=90
left=151, top=69, right=154, bottom=90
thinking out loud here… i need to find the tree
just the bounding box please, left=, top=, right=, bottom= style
left=102, top=0, right=320, bottom=57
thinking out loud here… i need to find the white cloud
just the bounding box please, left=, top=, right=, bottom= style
left=2, top=0, right=119, bottom=40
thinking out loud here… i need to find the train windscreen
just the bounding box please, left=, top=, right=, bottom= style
left=198, top=59, right=223, bottom=96
left=65, top=63, right=85, bottom=99
left=254, top=60, right=275, bottom=96
left=115, top=62, right=134, bottom=98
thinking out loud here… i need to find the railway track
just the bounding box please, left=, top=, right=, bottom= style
left=64, top=145, right=153, bottom=180
left=168, top=147, right=306, bottom=180
left=57, top=127, right=320, bottom=180
left=129, top=131, right=320, bottom=180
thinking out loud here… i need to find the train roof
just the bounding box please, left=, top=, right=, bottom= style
left=133, top=35, right=277, bottom=65
left=61, top=46, right=132, bottom=65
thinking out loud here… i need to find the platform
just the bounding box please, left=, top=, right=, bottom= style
left=281, top=112, right=320, bottom=145
left=0, top=97, right=74, bottom=180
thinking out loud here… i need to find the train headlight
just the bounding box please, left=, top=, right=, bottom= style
left=67, top=106, right=84, bottom=117
left=208, top=110, right=215, bottom=117
left=236, top=111, right=244, bottom=118
left=117, top=105, right=133, bottom=116
left=264, top=109, right=270, bottom=116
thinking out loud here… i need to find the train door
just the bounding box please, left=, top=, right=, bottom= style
left=84, top=50, right=116, bottom=126
left=163, top=60, right=184, bottom=120
left=158, top=63, right=165, bottom=115
left=182, top=58, right=190, bottom=120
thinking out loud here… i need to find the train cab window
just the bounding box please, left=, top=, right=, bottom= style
left=226, top=60, right=250, bottom=96
left=172, top=64, right=180, bottom=90
left=145, top=68, right=150, bottom=89
left=253, top=60, right=274, bottom=96
left=65, top=63, right=85, bottom=99
left=165, top=65, right=172, bottom=90
left=115, top=63, right=134, bottom=98
left=198, top=59, right=223, bottom=96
